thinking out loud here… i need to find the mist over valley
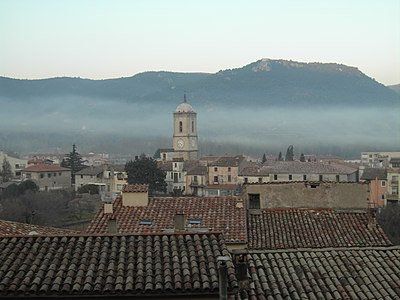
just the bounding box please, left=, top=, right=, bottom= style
left=1, top=59, right=399, bottom=158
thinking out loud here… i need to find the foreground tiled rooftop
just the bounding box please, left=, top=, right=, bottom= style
left=87, top=197, right=247, bottom=244
left=235, top=246, right=400, bottom=300
left=0, top=232, right=238, bottom=297
left=248, top=209, right=392, bottom=249
left=122, top=184, right=149, bottom=193
left=0, top=219, right=79, bottom=236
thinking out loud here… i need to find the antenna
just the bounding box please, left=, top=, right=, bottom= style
left=184, top=92, right=187, bottom=103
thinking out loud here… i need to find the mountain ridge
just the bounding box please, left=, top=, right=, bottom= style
left=0, top=58, right=397, bottom=107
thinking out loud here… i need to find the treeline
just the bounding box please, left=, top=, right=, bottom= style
left=0, top=181, right=99, bottom=227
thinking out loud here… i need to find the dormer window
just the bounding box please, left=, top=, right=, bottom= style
left=188, top=219, right=202, bottom=225
left=179, top=121, right=183, bottom=132
left=139, top=220, right=153, bottom=225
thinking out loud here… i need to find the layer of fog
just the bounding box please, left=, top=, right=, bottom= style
left=0, top=96, right=398, bottom=158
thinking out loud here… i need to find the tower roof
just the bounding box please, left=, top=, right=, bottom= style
left=175, top=95, right=196, bottom=113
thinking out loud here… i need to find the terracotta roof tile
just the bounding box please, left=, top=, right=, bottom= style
left=122, top=184, right=149, bottom=193
left=0, top=232, right=238, bottom=297
left=0, top=220, right=80, bottom=236
left=87, top=197, right=247, bottom=244
left=236, top=247, right=400, bottom=299
left=22, top=164, right=70, bottom=172
left=261, top=161, right=358, bottom=175
left=248, top=209, right=392, bottom=249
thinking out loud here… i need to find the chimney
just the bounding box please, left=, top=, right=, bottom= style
left=174, top=211, right=185, bottom=231
left=235, top=254, right=249, bottom=290
left=108, top=218, right=117, bottom=234
left=104, top=203, right=113, bottom=214
left=367, top=207, right=377, bottom=230
left=122, top=184, right=149, bottom=207
left=217, top=256, right=230, bottom=300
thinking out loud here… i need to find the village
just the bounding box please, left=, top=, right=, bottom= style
left=0, top=98, right=399, bottom=299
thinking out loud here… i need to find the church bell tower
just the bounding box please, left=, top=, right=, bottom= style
left=173, top=95, right=198, bottom=161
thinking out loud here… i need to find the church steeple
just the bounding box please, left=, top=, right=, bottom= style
left=173, top=95, right=198, bottom=161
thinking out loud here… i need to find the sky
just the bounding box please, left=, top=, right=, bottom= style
left=0, top=0, right=399, bottom=85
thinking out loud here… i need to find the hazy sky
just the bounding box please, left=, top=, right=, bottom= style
left=1, top=0, right=399, bottom=85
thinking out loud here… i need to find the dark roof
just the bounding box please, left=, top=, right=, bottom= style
left=236, top=246, right=400, bottom=300
left=248, top=209, right=392, bottom=249
left=0, top=232, right=238, bottom=297
left=209, top=155, right=245, bottom=167
left=0, top=220, right=80, bottom=236
left=122, top=184, right=148, bottom=193
left=87, top=197, right=247, bottom=244
left=361, top=168, right=387, bottom=180
left=186, top=165, right=208, bottom=175
left=22, top=164, right=70, bottom=172
left=262, top=161, right=357, bottom=175
left=75, top=166, right=103, bottom=176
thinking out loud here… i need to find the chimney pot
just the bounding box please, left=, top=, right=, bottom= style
left=174, top=212, right=185, bottom=231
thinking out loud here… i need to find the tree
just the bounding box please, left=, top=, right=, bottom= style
left=278, top=152, right=283, bottom=161
left=77, top=184, right=99, bottom=195
left=261, top=153, right=266, bottom=164
left=61, top=144, right=86, bottom=184
left=1, top=158, right=13, bottom=183
left=300, top=153, right=306, bottom=162
left=285, top=145, right=294, bottom=161
left=125, top=154, right=167, bottom=195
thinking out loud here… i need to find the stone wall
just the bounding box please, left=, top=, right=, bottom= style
left=245, top=182, right=368, bottom=210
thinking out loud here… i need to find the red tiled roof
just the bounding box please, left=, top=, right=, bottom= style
left=87, top=197, right=247, bottom=244
left=0, top=219, right=80, bottom=236
left=248, top=209, right=392, bottom=249
left=237, top=246, right=400, bottom=299
left=122, top=184, right=148, bottom=193
left=0, top=232, right=238, bottom=297
left=22, top=164, right=70, bottom=172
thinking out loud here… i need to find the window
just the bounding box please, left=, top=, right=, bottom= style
left=213, top=176, right=218, bottom=183
left=53, top=173, right=57, bottom=177
left=214, top=167, right=218, bottom=172
left=244, top=177, right=248, bottom=183
left=274, top=174, right=278, bottom=180
left=258, top=177, right=262, bottom=183
left=139, top=220, right=153, bottom=225
left=336, top=175, right=340, bottom=182
left=170, top=173, right=173, bottom=179
left=47, top=173, right=51, bottom=178
left=381, top=181, right=386, bottom=187
left=117, top=184, right=123, bottom=191
left=193, top=175, right=197, bottom=182
left=188, top=219, right=202, bottom=225
left=162, top=153, right=166, bottom=161
left=248, top=193, right=260, bottom=209
left=228, top=175, right=232, bottom=182
left=179, top=121, right=183, bottom=132
left=59, top=172, right=62, bottom=176
left=381, top=194, right=385, bottom=200
left=179, top=173, right=181, bottom=179
left=192, top=121, right=194, bottom=132
left=81, top=175, right=83, bottom=179
left=228, top=167, right=231, bottom=172
left=319, top=175, right=323, bottom=181
left=40, top=173, right=44, bottom=179
left=303, top=175, right=307, bottom=181
left=289, top=174, right=292, bottom=180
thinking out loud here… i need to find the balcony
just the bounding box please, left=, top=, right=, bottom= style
left=390, top=180, right=399, bottom=186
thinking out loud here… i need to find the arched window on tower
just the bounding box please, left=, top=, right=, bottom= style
left=192, top=121, right=194, bottom=133
left=179, top=121, right=183, bottom=132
